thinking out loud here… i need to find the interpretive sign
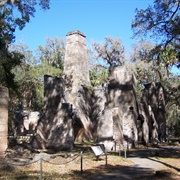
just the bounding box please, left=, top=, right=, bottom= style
left=91, top=146, right=104, bottom=156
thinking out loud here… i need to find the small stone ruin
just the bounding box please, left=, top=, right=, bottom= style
left=14, top=111, right=39, bottom=136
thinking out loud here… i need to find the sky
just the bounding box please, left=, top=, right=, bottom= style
left=14, top=0, right=153, bottom=52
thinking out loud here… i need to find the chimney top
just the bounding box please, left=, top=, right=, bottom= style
left=66, top=30, right=86, bottom=38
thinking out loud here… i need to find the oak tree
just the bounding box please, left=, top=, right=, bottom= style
left=132, top=0, right=180, bottom=68
left=92, top=37, right=125, bottom=69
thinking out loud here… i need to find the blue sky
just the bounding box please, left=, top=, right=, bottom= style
left=13, top=0, right=179, bottom=74
left=14, top=0, right=153, bottom=53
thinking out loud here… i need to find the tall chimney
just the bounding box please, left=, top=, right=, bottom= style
left=64, top=30, right=90, bottom=104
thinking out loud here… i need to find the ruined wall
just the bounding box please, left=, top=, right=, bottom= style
left=72, top=86, right=95, bottom=142
left=0, top=86, right=9, bottom=156
left=112, top=108, right=123, bottom=145
left=32, top=75, right=74, bottom=150
left=96, top=66, right=138, bottom=150
left=140, top=82, right=166, bottom=144
left=137, top=103, right=150, bottom=145
left=95, top=88, right=124, bottom=151
left=97, top=108, right=114, bottom=151
left=107, top=66, right=138, bottom=149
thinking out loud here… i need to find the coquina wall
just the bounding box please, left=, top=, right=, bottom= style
left=0, top=86, right=9, bottom=156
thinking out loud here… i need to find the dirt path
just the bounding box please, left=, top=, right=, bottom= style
left=92, top=146, right=180, bottom=180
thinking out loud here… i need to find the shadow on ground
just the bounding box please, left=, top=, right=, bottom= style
left=1, top=144, right=180, bottom=180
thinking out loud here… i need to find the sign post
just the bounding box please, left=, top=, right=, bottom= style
left=40, top=158, right=42, bottom=180
left=80, top=151, right=83, bottom=173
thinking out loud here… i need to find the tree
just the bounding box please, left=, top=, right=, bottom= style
left=37, top=37, right=65, bottom=70
left=164, top=73, right=180, bottom=137
left=130, top=40, right=155, bottom=62
left=132, top=0, right=180, bottom=68
left=89, top=68, right=108, bottom=87
left=10, top=37, right=65, bottom=112
left=8, top=38, right=65, bottom=135
left=92, top=37, right=125, bottom=70
left=0, top=0, right=50, bottom=44
left=130, top=40, right=166, bottom=83
left=0, top=0, right=50, bottom=89
left=88, top=44, right=109, bottom=87
left=9, top=43, right=43, bottom=111
left=130, top=39, right=179, bottom=82
left=0, top=47, right=23, bottom=88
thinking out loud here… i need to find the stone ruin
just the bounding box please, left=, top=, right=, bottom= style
left=0, top=30, right=167, bottom=153
left=0, top=86, right=9, bottom=156
left=31, top=75, right=74, bottom=150
left=95, top=66, right=138, bottom=150
left=138, top=82, right=166, bottom=144
left=31, top=30, right=166, bottom=151
left=14, top=111, right=39, bottom=136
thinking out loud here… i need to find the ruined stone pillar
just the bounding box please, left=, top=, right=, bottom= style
left=107, top=66, right=138, bottom=148
left=32, top=75, right=74, bottom=150
left=97, top=108, right=114, bottom=151
left=0, top=86, right=9, bottom=156
left=140, top=82, right=166, bottom=143
left=64, top=30, right=90, bottom=105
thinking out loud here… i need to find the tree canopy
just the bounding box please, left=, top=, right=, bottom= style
left=37, top=37, right=65, bottom=69
left=132, top=0, right=180, bottom=68
left=0, top=0, right=50, bottom=89
left=9, top=37, right=64, bottom=112
left=0, top=0, right=50, bottom=45
left=92, top=37, right=125, bottom=70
